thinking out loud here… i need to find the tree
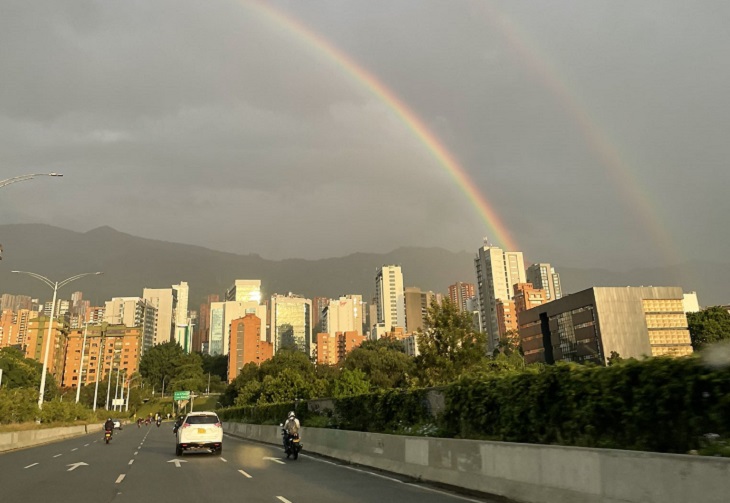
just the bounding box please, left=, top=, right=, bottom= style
left=688, top=307, right=730, bottom=350
left=415, top=298, right=488, bottom=386
left=199, top=353, right=228, bottom=381
left=139, top=341, right=186, bottom=390
left=332, top=368, right=371, bottom=398
left=341, top=341, right=415, bottom=389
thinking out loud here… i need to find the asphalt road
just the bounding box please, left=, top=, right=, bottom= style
left=0, top=422, right=493, bottom=503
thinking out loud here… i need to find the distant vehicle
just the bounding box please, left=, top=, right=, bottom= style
left=112, top=419, right=122, bottom=430
left=175, top=411, right=223, bottom=456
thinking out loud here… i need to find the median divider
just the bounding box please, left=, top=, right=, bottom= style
left=223, top=422, right=730, bottom=503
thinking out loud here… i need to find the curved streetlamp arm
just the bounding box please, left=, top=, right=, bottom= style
left=0, top=173, right=63, bottom=189
left=10, top=271, right=55, bottom=289
left=59, top=272, right=103, bottom=288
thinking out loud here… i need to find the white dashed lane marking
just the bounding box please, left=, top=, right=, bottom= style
left=116, top=474, right=125, bottom=484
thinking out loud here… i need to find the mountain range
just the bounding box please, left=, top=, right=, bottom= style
left=0, top=224, right=725, bottom=308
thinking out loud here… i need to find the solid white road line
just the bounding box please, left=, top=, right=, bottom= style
left=24, top=463, right=39, bottom=469
left=115, top=474, right=125, bottom=484
left=53, top=454, right=62, bottom=458
left=238, top=469, right=252, bottom=478
left=276, top=497, right=293, bottom=503
left=299, top=455, right=483, bottom=503
left=128, top=460, right=134, bottom=465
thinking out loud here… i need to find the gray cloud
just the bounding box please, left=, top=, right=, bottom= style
left=0, top=0, right=727, bottom=267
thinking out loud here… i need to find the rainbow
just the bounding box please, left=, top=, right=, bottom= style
left=475, top=2, right=679, bottom=264
left=242, top=0, right=519, bottom=252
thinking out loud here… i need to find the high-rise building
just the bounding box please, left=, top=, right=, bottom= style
left=225, top=280, right=262, bottom=303
left=375, top=265, right=405, bottom=332
left=24, top=316, right=66, bottom=378
left=404, top=287, right=436, bottom=333
left=519, top=286, right=693, bottom=365
left=197, top=294, right=219, bottom=354
left=143, top=288, right=175, bottom=345
left=312, top=296, right=330, bottom=334
left=1, top=294, right=32, bottom=312
left=315, top=331, right=366, bottom=365
left=448, top=282, right=476, bottom=313
left=207, top=300, right=267, bottom=356
left=475, top=242, right=526, bottom=352
left=513, top=283, right=547, bottom=316
left=526, top=263, right=563, bottom=302
left=0, top=308, right=36, bottom=348
left=172, top=281, right=189, bottom=326
left=322, top=295, right=363, bottom=335
left=61, top=323, right=106, bottom=388
left=270, top=293, right=312, bottom=356
left=104, top=297, right=157, bottom=352
left=496, top=299, right=517, bottom=339
left=227, top=314, right=273, bottom=382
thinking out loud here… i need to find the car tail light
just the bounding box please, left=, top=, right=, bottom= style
left=214, top=422, right=221, bottom=428
left=182, top=423, right=190, bottom=428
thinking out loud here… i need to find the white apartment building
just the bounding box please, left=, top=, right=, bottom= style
left=375, top=265, right=405, bottom=332
left=475, top=242, right=526, bottom=352
left=322, top=295, right=363, bottom=335
left=143, top=288, right=175, bottom=345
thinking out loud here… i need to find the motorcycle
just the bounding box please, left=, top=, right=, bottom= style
left=281, top=428, right=302, bottom=460
left=104, top=430, right=113, bottom=444
left=156, top=419, right=161, bottom=427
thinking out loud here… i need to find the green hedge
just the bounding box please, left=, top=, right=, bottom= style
left=217, top=401, right=311, bottom=425
left=333, top=389, right=430, bottom=432
left=441, top=357, right=730, bottom=453
left=217, top=389, right=430, bottom=433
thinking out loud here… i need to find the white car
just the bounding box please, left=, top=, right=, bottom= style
left=175, top=411, right=223, bottom=456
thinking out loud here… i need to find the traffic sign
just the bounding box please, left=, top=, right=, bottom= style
left=173, top=391, right=190, bottom=401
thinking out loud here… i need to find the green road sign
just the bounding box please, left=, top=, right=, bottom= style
left=173, top=391, right=190, bottom=401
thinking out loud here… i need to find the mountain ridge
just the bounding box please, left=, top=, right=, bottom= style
left=0, top=224, right=725, bottom=307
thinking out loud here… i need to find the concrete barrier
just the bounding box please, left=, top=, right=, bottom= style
left=223, top=422, right=730, bottom=503
left=0, top=424, right=101, bottom=453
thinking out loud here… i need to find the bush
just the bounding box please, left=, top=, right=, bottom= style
left=441, top=357, right=730, bottom=453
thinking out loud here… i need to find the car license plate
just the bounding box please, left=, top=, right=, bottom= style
left=198, top=428, right=206, bottom=434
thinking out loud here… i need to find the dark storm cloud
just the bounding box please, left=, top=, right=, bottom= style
left=0, top=0, right=727, bottom=266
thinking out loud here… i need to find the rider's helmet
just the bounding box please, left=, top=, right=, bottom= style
left=288, top=411, right=295, bottom=419
left=107, top=417, right=112, bottom=421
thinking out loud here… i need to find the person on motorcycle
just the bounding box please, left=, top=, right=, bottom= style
left=104, top=417, right=115, bottom=436
left=282, top=411, right=300, bottom=448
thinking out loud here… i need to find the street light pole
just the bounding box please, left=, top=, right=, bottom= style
left=11, top=270, right=102, bottom=410
left=0, top=172, right=63, bottom=189
left=75, top=321, right=89, bottom=404
left=93, top=334, right=104, bottom=412
left=125, top=376, right=140, bottom=412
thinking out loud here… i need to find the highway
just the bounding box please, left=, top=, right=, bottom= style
left=0, top=422, right=492, bottom=503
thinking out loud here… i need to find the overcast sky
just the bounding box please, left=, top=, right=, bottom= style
left=1, top=0, right=727, bottom=269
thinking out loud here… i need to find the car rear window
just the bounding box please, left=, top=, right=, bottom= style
left=186, top=415, right=219, bottom=424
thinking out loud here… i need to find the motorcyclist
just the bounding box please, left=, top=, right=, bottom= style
left=104, top=417, right=115, bottom=436
left=173, top=415, right=185, bottom=434
left=282, top=411, right=300, bottom=449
